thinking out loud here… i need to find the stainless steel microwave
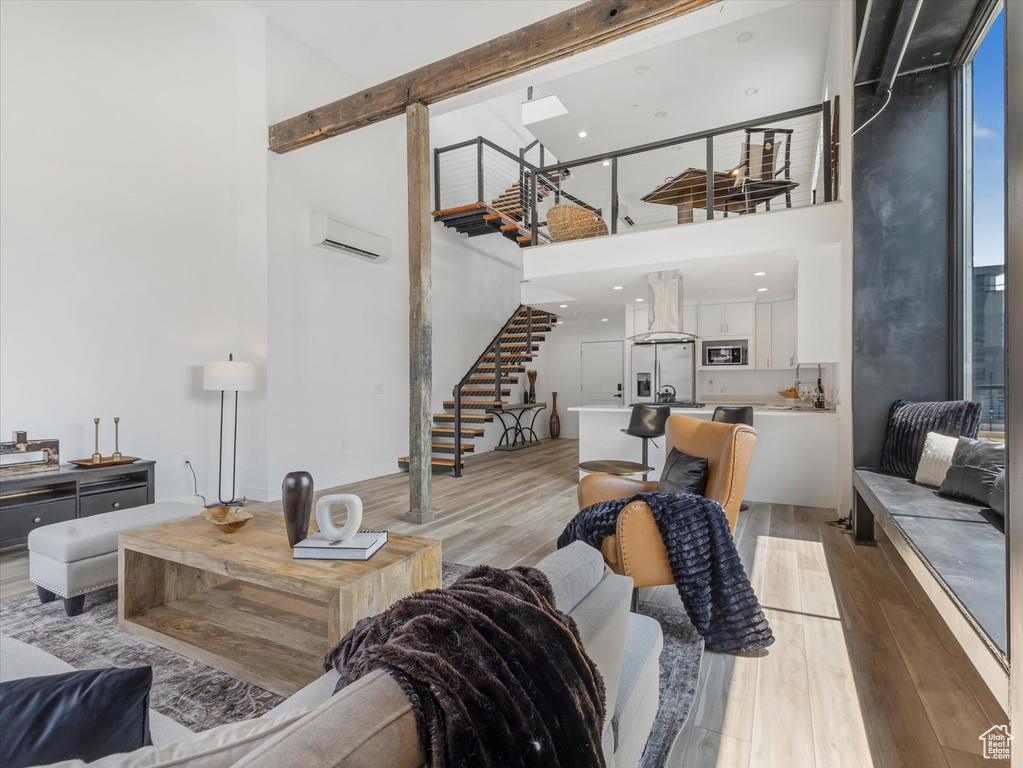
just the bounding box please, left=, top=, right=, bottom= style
left=705, top=345, right=747, bottom=366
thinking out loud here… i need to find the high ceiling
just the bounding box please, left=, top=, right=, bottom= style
left=245, top=0, right=582, bottom=87
left=523, top=1, right=835, bottom=162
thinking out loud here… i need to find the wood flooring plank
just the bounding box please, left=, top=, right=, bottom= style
left=845, top=629, right=950, bottom=768
left=940, top=747, right=992, bottom=768
left=807, top=662, right=874, bottom=768
left=880, top=601, right=992, bottom=756
left=949, top=653, right=1009, bottom=725
left=750, top=620, right=815, bottom=768
left=693, top=649, right=759, bottom=742
left=762, top=547, right=802, bottom=625
left=681, top=726, right=751, bottom=768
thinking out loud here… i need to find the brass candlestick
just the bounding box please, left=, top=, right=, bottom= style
left=112, top=417, right=122, bottom=461
left=92, top=418, right=102, bottom=464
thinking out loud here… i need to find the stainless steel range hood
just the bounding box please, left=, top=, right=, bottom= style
left=629, top=270, right=697, bottom=343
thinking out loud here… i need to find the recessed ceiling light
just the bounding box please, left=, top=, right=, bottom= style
left=557, top=320, right=564, bottom=324
left=631, top=104, right=639, bottom=109
left=612, top=286, right=624, bottom=290
left=601, top=318, right=609, bottom=322
left=737, top=31, right=755, bottom=44
left=757, top=287, right=769, bottom=292
left=745, top=87, right=759, bottom=96
left=578, top=131, right=588, bottom=138
left=671, top=145, right=682, bottom=151
left=634, top=65, right=650, bottom=74
left=636, top=298, right=645, bottom=302
left=753, top=271, right=767, bottom=276
left=602, top=160, right=610, bottom=166
left=559, top=304, right=568, bottom=308
left=655, top=111, right=668, bottom=119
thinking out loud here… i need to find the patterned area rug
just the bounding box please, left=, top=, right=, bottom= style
left=1, top=561, right=702, bottom=764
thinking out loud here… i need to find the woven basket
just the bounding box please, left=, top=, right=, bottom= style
left=547, top=204, right=609, bottom=242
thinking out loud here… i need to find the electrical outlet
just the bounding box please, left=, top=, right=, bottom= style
left=182, top=453, right=192, bottom=468
left=720, top=386, right=729, bottom=395
left=374, top=383, right=384, bottom=395
left=707, top=379, right=715, bottom=392
left=340, top=440, right=347, bottom=452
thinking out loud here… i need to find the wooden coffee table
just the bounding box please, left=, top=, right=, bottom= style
left=117, top=512, right=441, bottom=696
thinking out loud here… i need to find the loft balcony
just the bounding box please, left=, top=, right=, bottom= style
left=433, top=99, right=840, bottom=249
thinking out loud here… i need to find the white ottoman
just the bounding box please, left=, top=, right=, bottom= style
left=28, top=501, right=201, bottom=616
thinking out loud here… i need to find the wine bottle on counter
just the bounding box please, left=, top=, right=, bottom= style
left=814, top=377, right=826, bottom=409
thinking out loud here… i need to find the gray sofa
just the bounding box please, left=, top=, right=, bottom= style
left=2, top=541, right=663, bottom=768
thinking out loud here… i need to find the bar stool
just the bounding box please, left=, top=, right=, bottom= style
left=623, top=403, right=671, bottom=481
left=712, top=406, right=753, bottom=510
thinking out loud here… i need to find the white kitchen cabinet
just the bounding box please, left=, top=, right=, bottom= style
left=770, top=299, right=798, bottom=369
left=697, top=304, right=725, bottom=336
left=724, top=302, right=754, bottom=335
left=697, top=301, right=754, bottom=337
left=755, top=303, right=773, bottom=369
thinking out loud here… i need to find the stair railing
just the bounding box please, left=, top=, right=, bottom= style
left=450, top=304, right=551, bottom=478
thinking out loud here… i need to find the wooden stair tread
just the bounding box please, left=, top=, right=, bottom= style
left=444, top=400, right=506, bottom=406
left=460, top=388, right=511, bottom=395
left=516, top=235, right=532, bottom=242
left=499, top=223, right=519, bottom=232
left=434, top=413, right=494, bottom=422
left=432, top=202, right=486, bottom=217
left=483, top=213, right=503, bottom=221
left=433, top=441, right=474, bottom=451
left=397, top=456, right=462, bottom=467
left=432, top=427, right=485, bottom=436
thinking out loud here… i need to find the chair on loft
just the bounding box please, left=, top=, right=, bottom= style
left=719, top=127, right=799, bottom=215
left=546, top=203, right=609, bottom=242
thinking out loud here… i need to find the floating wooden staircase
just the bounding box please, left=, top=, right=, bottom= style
left=398, top=305, right=557, bottom=476
left=432, top=168, right=567, bottom=247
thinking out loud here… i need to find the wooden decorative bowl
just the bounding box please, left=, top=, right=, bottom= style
left=201, top=506, right=252, bottom=533
left=778, top=389, right=802, bottom=400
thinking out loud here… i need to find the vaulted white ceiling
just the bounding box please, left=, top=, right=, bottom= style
left=245, top=0, right=583, bottom=87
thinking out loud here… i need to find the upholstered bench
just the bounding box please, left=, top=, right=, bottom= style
left=28, top=501, right=202, bottom=616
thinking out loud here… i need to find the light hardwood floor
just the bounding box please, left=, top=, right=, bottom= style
left=0, top=439, right=1007, bottom=766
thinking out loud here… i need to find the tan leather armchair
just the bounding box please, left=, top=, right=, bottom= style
left=577, top=415, right=757, bottom=588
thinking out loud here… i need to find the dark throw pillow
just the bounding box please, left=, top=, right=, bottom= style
left=938, top=437, right=1005, bottom=506
left=658, top=447, right=709, bottom=496
left=989, top=470, right=1006, bottom=518
left=880, top=399, right=982, bottom=478
left=0, top=666, right=153, bottom=768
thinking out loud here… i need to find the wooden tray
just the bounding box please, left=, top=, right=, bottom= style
left=69, top=456, right=141, bottom=469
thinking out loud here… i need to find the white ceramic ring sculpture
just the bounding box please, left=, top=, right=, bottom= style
left=315, top=494, right=363, bottom=543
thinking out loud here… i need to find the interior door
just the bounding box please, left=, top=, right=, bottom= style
left=581, top=341, right=625, bottom=406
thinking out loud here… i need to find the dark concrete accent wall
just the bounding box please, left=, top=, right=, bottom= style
left=853, top=68, right=952, bottom=468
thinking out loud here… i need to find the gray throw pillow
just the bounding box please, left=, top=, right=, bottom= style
left=989, top=470, right=1005, bottom=518
left=658, top=447, right=709, bottom=496
left=938, top=437, right=1005, bottom=506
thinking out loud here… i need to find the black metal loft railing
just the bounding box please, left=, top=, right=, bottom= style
left=433, top=98, right=839, bottom=248
left=523, top=98, right=839, bottom=245
left=433, top=137, right=601, bottom=245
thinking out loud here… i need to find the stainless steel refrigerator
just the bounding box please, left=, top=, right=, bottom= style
left=631, top=341, right=696, bottom=403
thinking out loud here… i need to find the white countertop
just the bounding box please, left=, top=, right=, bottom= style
left=568, top=404, right=837, bottom=416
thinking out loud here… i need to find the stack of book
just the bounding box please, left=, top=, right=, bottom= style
left=293, top=530, right=388, bottom=560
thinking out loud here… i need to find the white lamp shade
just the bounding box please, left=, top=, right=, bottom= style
left=203, top=360, right=256, bottom=392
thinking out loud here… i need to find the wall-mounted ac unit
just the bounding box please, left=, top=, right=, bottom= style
left=310, top=213, right=391, bottom=263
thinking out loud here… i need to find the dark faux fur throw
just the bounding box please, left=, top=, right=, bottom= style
left=324, top=565, right=607, bottom=768
left=558, top=492, right=774, bottom=653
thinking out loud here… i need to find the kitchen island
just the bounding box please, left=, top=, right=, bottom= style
left=569, top=404, right=840, bottom=509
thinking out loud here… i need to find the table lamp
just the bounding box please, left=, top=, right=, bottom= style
left=203, top=354, right=256, bottom=506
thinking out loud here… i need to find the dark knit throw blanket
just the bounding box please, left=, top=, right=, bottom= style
left=325, top=565, right=607, bottom=768
left=558, top=492, right=774, bottom=653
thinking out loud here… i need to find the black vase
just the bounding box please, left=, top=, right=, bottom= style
left=282, top=471, right=314, bottom=547
left=529, top=385, right=536, bottom=403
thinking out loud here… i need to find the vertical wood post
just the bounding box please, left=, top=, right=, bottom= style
left=407, top=101, right=433, bottom=524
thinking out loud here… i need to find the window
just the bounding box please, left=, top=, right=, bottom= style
left=963, top=7, right=1005, bottom=436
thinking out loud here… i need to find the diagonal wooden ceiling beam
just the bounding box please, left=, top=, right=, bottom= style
left=268, top=0, right=720, bottom=154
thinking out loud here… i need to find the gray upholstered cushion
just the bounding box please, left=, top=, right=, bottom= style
left=535, top=540, right=606, bottom=613
left=612, top=613, right=663, bottom=765
left=232, top=669, right=423, bottom=768
left=265, top=670, right=340, bottom=718
left=27, top=502, right=200, bottom=562
left=30, top=551, right=118, bottom=597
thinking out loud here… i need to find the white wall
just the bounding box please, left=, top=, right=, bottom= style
left=0, top=0, right=248, bottom=504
